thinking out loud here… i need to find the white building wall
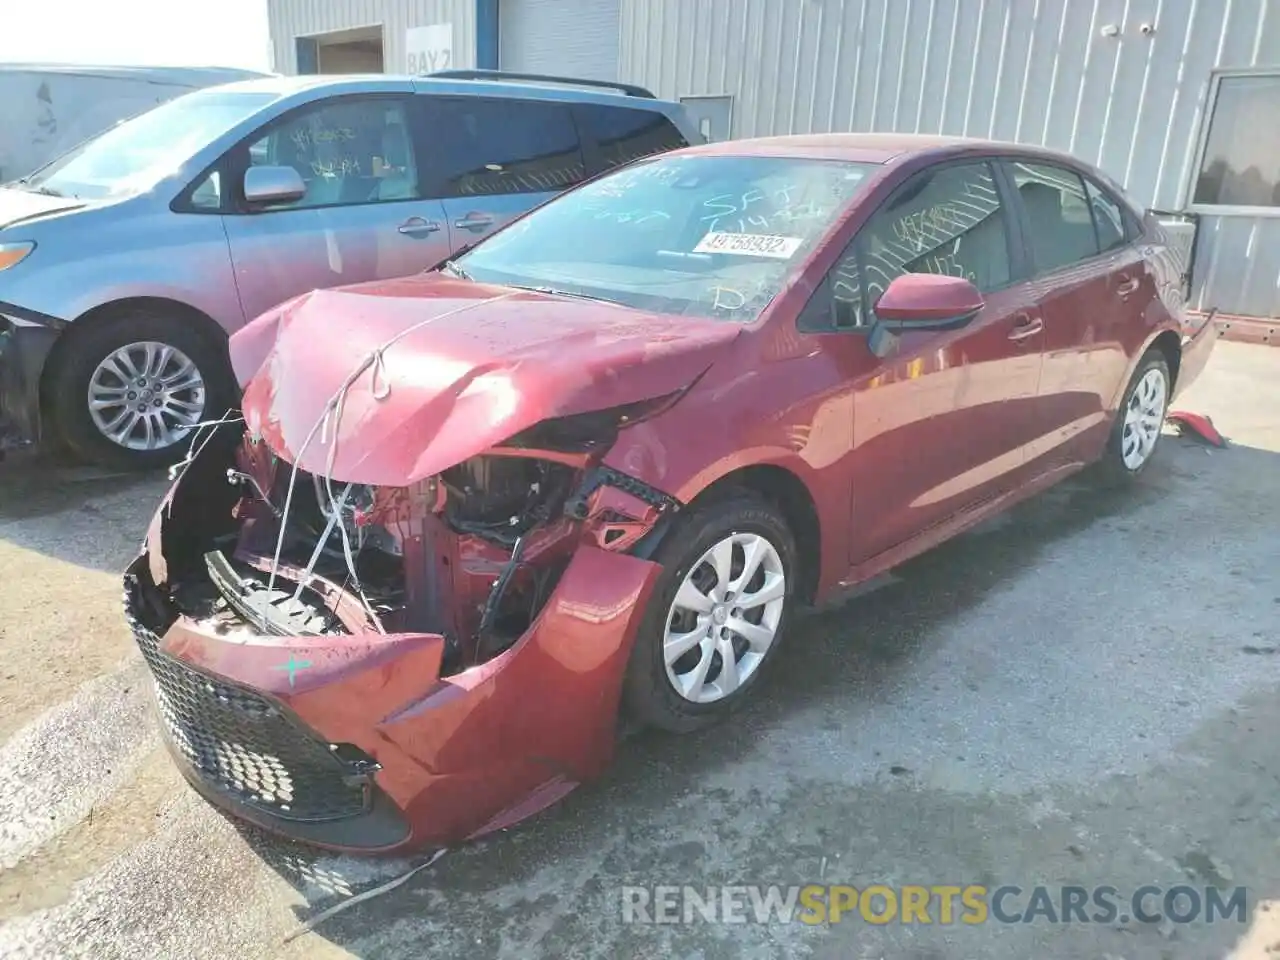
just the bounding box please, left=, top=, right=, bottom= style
left=267, top=0, right=475, bottom=75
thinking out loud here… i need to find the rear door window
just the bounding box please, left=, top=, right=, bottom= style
left=1007, top=161, right=1102, bottom=272
left=1084, top=177, right=1129, bottom=253
left=420, top=97, right=586, bottom=197
left=573, top=104, right=690, bottom=175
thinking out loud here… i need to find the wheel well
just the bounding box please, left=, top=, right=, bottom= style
left=1150, top=330, right=1182, bottom=392
left=40, top=297, right=231, bottom=408
left=693, top=464, right=821, bottom=604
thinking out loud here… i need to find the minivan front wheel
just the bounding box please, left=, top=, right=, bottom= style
left=47, top=309, right=235, bottom=470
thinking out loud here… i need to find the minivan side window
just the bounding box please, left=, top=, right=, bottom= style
left=423, top=98, right=586, bottom=197
left=799, top=162, right=1012, bottom=332
left=239, top=98, right=419, bottom=210
left=1008, top=161, right=1101, bottom=272
left=573, top=104, right=689, bottom=175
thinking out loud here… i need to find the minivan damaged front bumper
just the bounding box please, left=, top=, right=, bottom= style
left=124, top=437, right=664, bottom=853
left=0, top=309, right=60, bottom=444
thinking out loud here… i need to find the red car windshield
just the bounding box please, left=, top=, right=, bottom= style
left=455, top=154, right=878, bottom=321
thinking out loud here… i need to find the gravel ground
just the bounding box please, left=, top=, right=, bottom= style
left=0, top=341, right=1277, bottom=960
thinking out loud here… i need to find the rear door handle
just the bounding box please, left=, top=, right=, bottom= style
left=1116, top=277, right=1140, bottom=296
left=454, top=214, right=496, bottom=231
left=398, top=217, right=441, bottom=236
left=1007, top=315, right=1044, bottom=341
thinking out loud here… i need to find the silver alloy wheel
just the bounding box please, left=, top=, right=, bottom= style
left=663, top=532, right=786, bottom=704
left=1121, top=366, right=1168, bottom=470
left=87, top=341, right=206, bottom=451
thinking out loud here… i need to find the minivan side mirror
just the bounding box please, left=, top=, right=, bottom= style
left=243, top=165, right=306, bottom=207
left=867, top=273, right=984, bottom=358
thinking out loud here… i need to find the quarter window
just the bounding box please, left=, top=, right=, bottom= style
left=423, top=98, right=585, bottom=197
left=1009, top=162, right=1099, bottom=272
left=573, top=104, right=689, bottom=174
left=1193, top=73, right=1280, bottom=209
left=1085, top=178, right=1127, bottom=252
left=800, top=162, right=1011, bottom=331
left=243, top=98, right=419, bottom=210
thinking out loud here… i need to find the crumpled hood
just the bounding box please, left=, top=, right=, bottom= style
left=0, top=186, right=86, bottom=229
left=232, top=274, right=741, bottom=485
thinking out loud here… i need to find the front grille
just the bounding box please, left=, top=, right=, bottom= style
left=124, top=578, right=369, bottom=823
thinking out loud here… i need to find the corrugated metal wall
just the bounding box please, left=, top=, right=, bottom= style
left=266, top=0, right=475, bottom=75
left=619, top=0, right=1280, bottom=319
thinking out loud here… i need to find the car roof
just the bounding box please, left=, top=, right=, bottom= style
left=212, top=72, right=682, bottom=111
left=679, top=132, right=1079, bottom=166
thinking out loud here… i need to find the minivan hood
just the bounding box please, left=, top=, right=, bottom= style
left=0, top=186, right=86, bottom=229
left=232, top=274, right=741, bottom=485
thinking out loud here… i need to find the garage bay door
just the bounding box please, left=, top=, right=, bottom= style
left=499, top=0, right=620, bottom=82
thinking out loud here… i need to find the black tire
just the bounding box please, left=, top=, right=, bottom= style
left=622, top=491, right=797, bottom=734
left=1095, top=348, right=1172, bottom=485
left=46, top=309, right=236, bottom=471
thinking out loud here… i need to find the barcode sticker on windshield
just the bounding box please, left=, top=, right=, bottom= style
left=693, top=232, right=804, bottom=259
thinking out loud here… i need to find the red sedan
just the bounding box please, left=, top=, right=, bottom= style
left=125, top=133, right=1217, bottom=853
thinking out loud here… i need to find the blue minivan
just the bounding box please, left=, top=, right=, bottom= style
left=0, top=69, right=699, bottom=467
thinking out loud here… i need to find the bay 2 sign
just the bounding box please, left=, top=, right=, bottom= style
left=406, top=24, right=453, bottom=74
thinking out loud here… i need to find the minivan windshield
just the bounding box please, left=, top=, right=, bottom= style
left=22, top=90, right=276, bottom=201
left=454, top=154, right=877, bottom=322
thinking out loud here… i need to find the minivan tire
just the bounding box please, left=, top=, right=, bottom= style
left=46, top=309, right=236, bottom=471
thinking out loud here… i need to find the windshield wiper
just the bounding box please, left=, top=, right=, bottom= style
left=22, top=184, right=65, bottom=197
left=440, top=260, right=473, bottom=281
left=523, top=285, right=622, bottom=306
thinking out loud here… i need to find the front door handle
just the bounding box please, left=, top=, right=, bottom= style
left=454, top=213, right=496, bottom=232
left=398, top=217, right=441, bottom=236
left=1116, top=276, right=1140, bottom=296
left=1007, top=315, right=1044, bottom=342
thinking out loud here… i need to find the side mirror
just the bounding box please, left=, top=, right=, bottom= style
left=868, top=273, right=984, bottom=358
left=242, top=165, right=306, bottom=207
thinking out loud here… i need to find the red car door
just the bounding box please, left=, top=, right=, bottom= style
left=801, top=160, right=1046, bottom=566
left=1003, top=161, right=1141, bottom=471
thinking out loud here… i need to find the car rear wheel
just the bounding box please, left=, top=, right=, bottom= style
left=47, top=309, right=235, bottom=470
left=1097, top=348, right=1171, bottom=483
left=622, top=492, right=796, bottom=733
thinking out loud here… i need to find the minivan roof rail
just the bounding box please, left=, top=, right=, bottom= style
left=427, top=68, right=656, bottom=99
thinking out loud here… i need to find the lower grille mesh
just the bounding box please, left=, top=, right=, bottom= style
left=124, top=577, right=368, bottom=823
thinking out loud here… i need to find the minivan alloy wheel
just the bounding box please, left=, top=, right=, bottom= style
left=87, top=340, right=207, bottom=451
left=663, top=532, right=787, bottom=704
left=1120, top=366, right=1167, bottom=470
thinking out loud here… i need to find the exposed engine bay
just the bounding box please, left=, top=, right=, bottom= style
left=147, top=416, right=679, bottom=677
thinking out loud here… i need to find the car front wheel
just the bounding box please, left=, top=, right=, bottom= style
left=623, top=492, right=796, bottom=733
left=47, top=309, right=235, bottom=470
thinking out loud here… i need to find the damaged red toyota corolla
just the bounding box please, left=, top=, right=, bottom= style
left=124, top=134, right=1217, bottom=853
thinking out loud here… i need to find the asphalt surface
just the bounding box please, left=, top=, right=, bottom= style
left=0, top=341, right=1278, bottom=960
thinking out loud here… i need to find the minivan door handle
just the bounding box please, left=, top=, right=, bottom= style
left=454, top=213, right=496, bottom=232
left=398, top=217, right=442, bottom=236
left=1007, top=315, right=1044, bottom=342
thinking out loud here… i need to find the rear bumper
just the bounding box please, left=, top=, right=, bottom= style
left=0, top=307, right=62, bottom=443
left=1173, top=308, right=1221, bottom=400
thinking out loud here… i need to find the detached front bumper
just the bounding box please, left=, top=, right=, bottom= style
left=124, top=531, right=661, bottom=854
left=0, top=308, right=61, bottom=444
